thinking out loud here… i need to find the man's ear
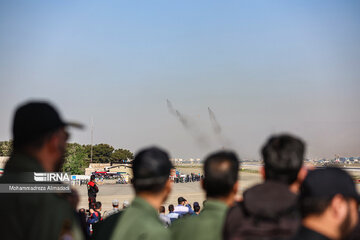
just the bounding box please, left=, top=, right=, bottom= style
left=297, top=167, right=308, bottom=184
left=233, top=181, right=239, bottom=195
left=330, top=194, right=348, bottom=223
left=260, top=166, right=266, bottom=180
left=47, top=134, right=60, bottom=154
left=165, top=178, right=173, bottom=194
left=201, top=179, right=205, bottom=191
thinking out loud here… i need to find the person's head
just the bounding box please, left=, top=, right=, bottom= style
left=194, top=202, right=200, bottom=213
left=168, top=204, right=174, bottom=213
left=123, top=200, right=129, bottom=209
left=132, top=147, right=173, bottom=201
left=159, top=206, right=165, bottom=214
left=11, top=101, right=83, bottom=172
left=90, top=175, right=96, bottom=182
left=261, top=134, right=305, bottom=186
left=178, top=197, right=186, bottom=205
left=95, top=202, right=102, bottom=211
left=112, top=199, right=119, bottom=208
left=300, top=168, right=359, bottom=239
left=202, top=151, right=239, bottom=203
left=90, top=202, right=95, bottom=210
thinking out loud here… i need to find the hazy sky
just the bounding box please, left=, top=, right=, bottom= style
left=0, top=0, right=359, bottom=160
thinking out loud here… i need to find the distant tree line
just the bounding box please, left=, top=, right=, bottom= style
left=0, top=141, right=134, bottom=175
left=0, top=141, right=13, bottom=156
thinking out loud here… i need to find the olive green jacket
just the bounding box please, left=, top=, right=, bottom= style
left=0, top=153, right=84, bottom=240
left=110, top=197, right=171, bottom=240
left=171, top=200, right=228, bottom=240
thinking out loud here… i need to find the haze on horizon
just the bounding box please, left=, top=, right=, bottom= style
left=0, top=1, right=359, bottom=160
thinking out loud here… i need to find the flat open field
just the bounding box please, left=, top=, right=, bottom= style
left=75, top=165, right=360, bottom=212
left=75, top=167, right=262, bottom=212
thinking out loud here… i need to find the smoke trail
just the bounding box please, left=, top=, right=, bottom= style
left=208, top=107, right=221, bottom=135
left=208, top=107, right=232, bottom=148
left=166, top=99, right=210, bottom=148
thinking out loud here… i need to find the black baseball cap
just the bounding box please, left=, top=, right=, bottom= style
left=12, top=101, right=84, bottom=147
left=132, top=147, right=173, bottom=184
left=300, top=167, right=360, bottom=202
left=178, top=197, right=186, bottom=204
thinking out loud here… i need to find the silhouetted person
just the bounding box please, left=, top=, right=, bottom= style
left=87, top=174, right=99, bottom=209
left=159, top=205, right=171, bottom=227
left=0, top=101, right=84, bottom=240
left=94, top=147, right=173, bottom=240
left=293, top=168, right=359, bottom=240
left=171, top=151, right=239, bottom=240
left=224, top=134, right=306, bottom=240
left=167, top=204, right=179, bottom=222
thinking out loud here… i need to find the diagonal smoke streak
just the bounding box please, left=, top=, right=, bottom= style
left=208, top=107, right=221, bottom=135
left=167, top=99, right=210, bottom=149
left=208, top=107, right=232, bottom=148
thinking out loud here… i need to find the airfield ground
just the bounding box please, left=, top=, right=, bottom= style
left=75, top=165, right=360, bottom=212
left=75, top=166, right=262, bottom=211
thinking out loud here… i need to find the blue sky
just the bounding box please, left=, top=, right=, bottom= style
left=0, top=0, right=359, bottom=159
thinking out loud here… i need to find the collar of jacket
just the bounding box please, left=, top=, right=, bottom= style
left=296, top=225, right=332, bottom=240
left=242, top=180, right=297, bottom=219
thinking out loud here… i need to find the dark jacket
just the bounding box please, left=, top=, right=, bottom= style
left=292, top=225, right=331, bottom=240
left=223, top=181, right=300, bottom=240
left=0, top=153, right=84, bottom=240
left=87, top=181, right=98, bottom=198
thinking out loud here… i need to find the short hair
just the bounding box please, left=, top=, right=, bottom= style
left=90, top=175, right=96, bottom=181
left=203, top=150, right=239, bottom=198
left=132, top=147, right=172, bottom=194
left=159, top=206, right=165, bottom=213
left=299, top=196, right=332, bottom=218
left=168, top=204, right=174, bottom=212
left=194, top=205, right=200, bottom=213
left=95, top=202, right=102, bottom=210
left=261, top=134, right=305, bottom=185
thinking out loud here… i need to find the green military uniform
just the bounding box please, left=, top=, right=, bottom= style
left=110, top=197, right=171, bottom=240
left=0, top=153, right=84, bottom=240
left=171, top=200, right=228, bottom=240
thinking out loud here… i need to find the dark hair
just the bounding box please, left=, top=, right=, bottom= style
left=203, top=151, right=239, bottom=198
left=95, top=202, right=102, bottom=210
left=90, top=175, right=95, bottom=181
left=132, top=147, right=172, bottom=194
left=168, top=204, right=174, bottom=212
left=159, top=206, right=165, bottom=213
left=300, top=197, right=332, bottom=218
left=262, top=134, right=305, bottom=185
left=194, top=205, right=200, bottom=213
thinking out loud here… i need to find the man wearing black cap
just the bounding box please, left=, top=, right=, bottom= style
left=109, top=147, right=173, bottom=240
left=174, top=196, right=194, bottom=216
left=293, top=167, right=359, bottom=240
left=224, top=134, right=305, bottom=240
left=171, top=151, right=239, bottom=240
left=0, top=101, right=84, bottom=240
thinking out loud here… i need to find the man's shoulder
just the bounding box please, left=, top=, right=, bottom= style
left=171, top=215, right=198, bottom=231
left=171, top=215, right=221, bottom=240
left=111, top=209, right=170, bottom=240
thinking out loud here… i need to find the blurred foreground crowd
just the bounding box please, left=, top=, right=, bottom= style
left=0, top=101, right=360, bottom=240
